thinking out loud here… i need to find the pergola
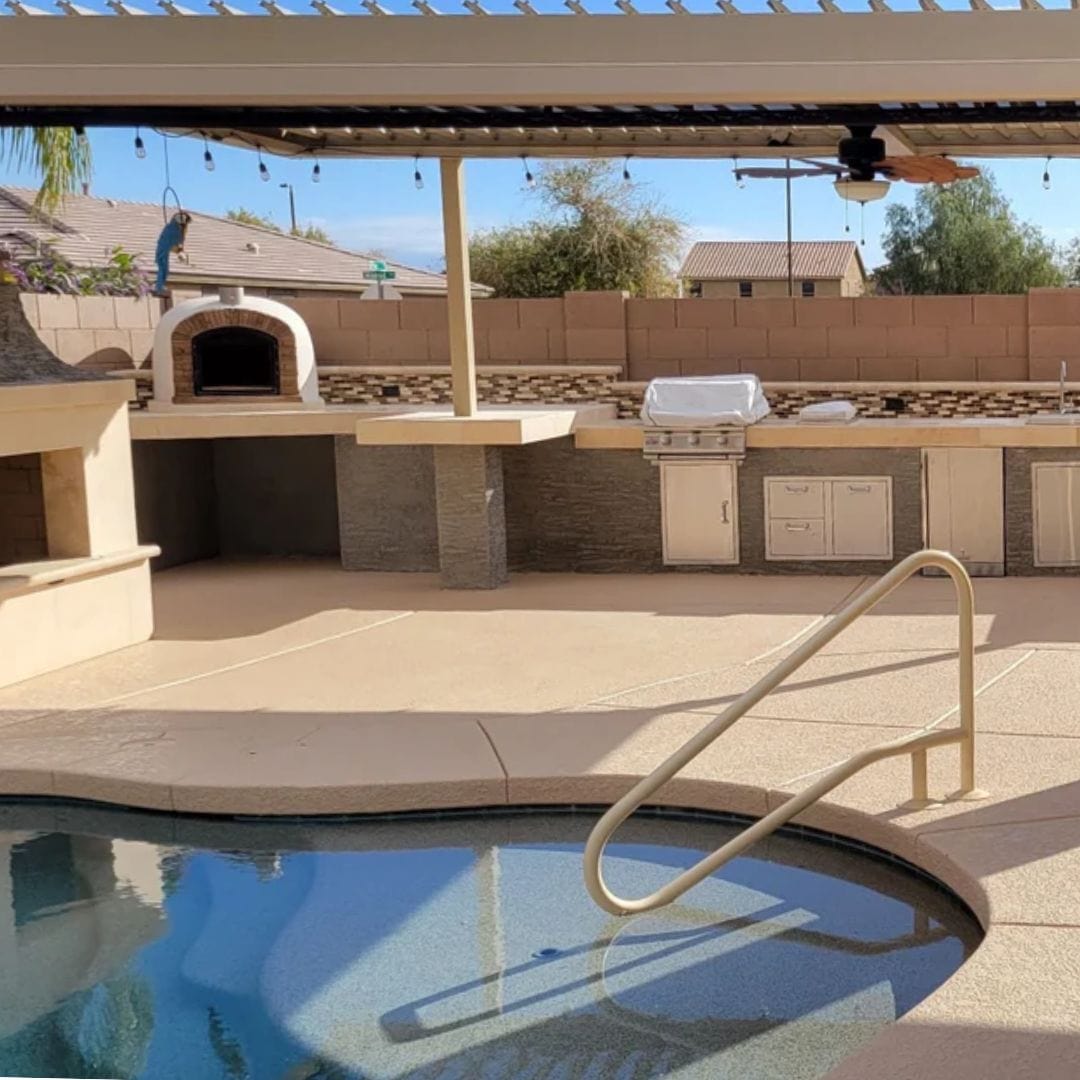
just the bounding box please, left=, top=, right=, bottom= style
left=4, top=4, right=1080, bottom=414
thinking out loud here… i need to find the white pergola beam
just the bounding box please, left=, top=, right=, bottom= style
left=4, top=13, right=1080, bottom=110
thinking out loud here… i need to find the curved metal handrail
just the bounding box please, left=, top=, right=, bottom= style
left=584, top=549, right=979, bottom=916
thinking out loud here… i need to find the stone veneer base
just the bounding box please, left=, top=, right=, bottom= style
left=434, top=445, right=508, bottom=589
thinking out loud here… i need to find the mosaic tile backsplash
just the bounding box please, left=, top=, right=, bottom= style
left=124, top=367, right=1080, bottom=420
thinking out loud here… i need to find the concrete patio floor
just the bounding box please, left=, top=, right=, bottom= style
left=2, top=557, right=1079, bottom=1078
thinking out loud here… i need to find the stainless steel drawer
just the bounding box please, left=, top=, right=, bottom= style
left=767, top=479, right=826, bottom=519
left=767, top=518, right=827, bottom=559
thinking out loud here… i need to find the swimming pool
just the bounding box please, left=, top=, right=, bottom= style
left=0, top=803, right=980, bottom=1079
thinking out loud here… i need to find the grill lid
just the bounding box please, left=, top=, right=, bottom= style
left=641, top=374, right=771, bottom=429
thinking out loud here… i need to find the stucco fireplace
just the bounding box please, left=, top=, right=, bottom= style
left=150, top=286, right=322, bottom=410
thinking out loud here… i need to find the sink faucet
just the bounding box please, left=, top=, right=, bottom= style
left=1061, top=360, right=1069, bottom=414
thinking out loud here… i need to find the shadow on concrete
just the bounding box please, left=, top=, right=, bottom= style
left=147, top=558, right=1080, bottom=659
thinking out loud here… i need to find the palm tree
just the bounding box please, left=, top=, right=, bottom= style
left=0, top=127, right=90, bottom=212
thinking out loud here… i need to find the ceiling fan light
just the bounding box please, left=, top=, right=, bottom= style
left=834, top=178, right=890, bottom=203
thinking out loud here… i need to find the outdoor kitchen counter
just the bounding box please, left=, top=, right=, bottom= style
left=130, top=403, right=616, bottom=442
left=574, top=416, right=1080, bottom=450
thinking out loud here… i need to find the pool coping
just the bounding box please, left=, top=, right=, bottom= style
left=0, top=758, right=1025, bottom=1080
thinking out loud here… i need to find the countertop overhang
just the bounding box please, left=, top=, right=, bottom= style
left=575, top=416, right=1080, bottom=450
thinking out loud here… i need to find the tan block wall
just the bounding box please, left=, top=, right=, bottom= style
left=26, top=294, right=160, bottom=371
left=19, top=286, right=1080, bottom=383
left=0, top=453, right=47, bottom=564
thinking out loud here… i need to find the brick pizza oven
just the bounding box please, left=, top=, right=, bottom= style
left=150, top=287, right=322, bottom=410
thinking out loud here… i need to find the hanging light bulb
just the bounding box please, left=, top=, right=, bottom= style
left=622, top=155, right=632, bottom=183
left=1043, top=156, right=1052, bottom=191
left=134, top=128, right=146, bottom=160
left=521, top=155, right=535, bottom=189
left=312, top=159, right=322, bottom=184
left=258, top=148, right=270, bottom=182
left=733, top=156, right=745, bottom=189
left=75, top=126, right=88, bottom=148
left=413, top=156, right=424, bottom=190
left=203, top=137, right=216, bottom=173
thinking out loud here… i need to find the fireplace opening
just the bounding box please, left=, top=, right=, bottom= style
left=0, top=453, right=47, bottom=567
left=192, top=326, right=280, bottom=397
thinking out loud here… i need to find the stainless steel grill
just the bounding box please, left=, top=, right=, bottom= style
left=641, top=375, right=770, bottom=464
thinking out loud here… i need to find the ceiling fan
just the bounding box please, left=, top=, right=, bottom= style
left=735, top=125, right=980, bottom=202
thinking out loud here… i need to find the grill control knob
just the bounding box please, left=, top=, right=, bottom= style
left=660, top=434, right=672, bottom=446
left=687, top=433, right=699, bottom=447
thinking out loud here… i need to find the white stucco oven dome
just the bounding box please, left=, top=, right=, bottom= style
left=150, top=287, right=322, bottom=411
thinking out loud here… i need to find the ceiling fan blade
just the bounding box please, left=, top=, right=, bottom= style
left=793, top=157, right=846, bottom=175
left=736, top=167, right=833, bottom=179
left=881, top=156, right=981, bottom=184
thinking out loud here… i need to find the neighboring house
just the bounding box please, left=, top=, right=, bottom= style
left=0, top=187, right=490, bottom=300
left=680, top=240, right=867, bottom=299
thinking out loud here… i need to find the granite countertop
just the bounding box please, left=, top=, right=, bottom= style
left=574, top=415, right=1080, bottom=450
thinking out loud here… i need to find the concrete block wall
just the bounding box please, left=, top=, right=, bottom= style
left=625, top=294, right=1031, bottom=382
left=18, top=287, right=1080, bottom=383
left=24, top=293, right=159, bottom=371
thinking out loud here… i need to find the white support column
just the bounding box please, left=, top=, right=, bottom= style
left=440, top=158, right=478, bottom=418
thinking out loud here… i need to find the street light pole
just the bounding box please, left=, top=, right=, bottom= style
left=279, top=182, right=297, bottom=234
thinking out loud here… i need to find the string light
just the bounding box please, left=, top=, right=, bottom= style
left=413, top=155, right=424, bottom=190
left=257, top=147, right=270, bottom=182
left=1043, top=155, right=1052, bottom=191
left=134, top=128, right=146, bottom=160
left=521, top=155, right=535, bottom=189
left=312, top=159, right=322, bottom=183
left=733, top=156, right=745, bottom=189
left=75, top=126, right=88, bottom=148
left=202, top=137, right=215, bottom=172
left=622, top=155, right=632, bottom=183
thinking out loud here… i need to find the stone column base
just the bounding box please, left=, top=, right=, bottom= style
left=434, top=445, right=508, bottom=589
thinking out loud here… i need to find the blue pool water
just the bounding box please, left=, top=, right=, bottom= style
left=0, top=804, right=981, bottom=1079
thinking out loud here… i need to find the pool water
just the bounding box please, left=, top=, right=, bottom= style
left=0, top=804, right=981, bottom=1080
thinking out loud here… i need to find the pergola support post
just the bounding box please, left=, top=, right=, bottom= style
left=440, top=158, right=478, bottom=419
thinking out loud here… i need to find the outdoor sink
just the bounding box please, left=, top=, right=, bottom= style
left=1027, top=413, right=1080, bottom=425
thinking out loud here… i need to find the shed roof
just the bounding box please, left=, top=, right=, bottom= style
left=680, top=240, right=862, bottom=282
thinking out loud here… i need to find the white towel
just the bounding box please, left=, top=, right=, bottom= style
left=798, top=400, right=858, bottom=423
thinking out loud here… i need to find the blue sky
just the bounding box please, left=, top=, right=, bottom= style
left=0, top=0, right=1075, bottom=273
left=2, top=128, right=1070, bottom=275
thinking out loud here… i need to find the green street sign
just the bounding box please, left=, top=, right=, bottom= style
left=363, top=269, right=397, bottom=281
left=371, top=259, right=387, bottom=272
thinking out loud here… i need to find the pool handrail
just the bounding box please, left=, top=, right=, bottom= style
left=583, top=548, right=978, bottom=916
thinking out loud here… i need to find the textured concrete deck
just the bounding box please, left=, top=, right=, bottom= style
left=1, top=559, right=1079, bottom=1078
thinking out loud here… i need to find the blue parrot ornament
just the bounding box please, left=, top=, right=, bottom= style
left=154, top=211, right=192, bottom=296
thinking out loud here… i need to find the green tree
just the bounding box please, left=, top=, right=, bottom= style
left=294, top=223, right=332, bottom=244
left=227, top=208, right=333, bottom=245
left=0, top=128, right=91, bottom=212
left=227, top=207, right=282, bottom=232
left=469, top=161, right=685, bottom=297
left=874, top=172, right=1064, bottom=295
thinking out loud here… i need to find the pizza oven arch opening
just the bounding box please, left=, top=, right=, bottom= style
left=192, top=325, right=280, bottom=397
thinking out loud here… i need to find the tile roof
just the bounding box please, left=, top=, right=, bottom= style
left=0, top=187, right=488, bottom=297
left=680, top=240, right=862, bottom=282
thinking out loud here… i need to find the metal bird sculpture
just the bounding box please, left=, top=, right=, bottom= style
left=154, top=210, right=192, bottom=296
